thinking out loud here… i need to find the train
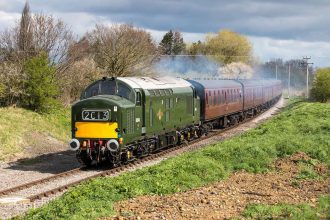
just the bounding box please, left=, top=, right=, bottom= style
left=69, top=76, right=282, bottom=166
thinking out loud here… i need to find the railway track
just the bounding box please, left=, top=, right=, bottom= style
left=0, top=102, right=282, bottom=203
left=0, top=168, right=83, bottom=197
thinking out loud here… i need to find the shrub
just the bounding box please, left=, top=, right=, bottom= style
left=23, top=52, right=59, bottom=113
left=311, top=67, right=330, bottom=102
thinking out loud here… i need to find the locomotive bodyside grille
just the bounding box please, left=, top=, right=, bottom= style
left=126, top=108, right=135, bottom=134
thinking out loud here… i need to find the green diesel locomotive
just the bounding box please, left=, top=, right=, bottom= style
left=70, top=76, right=200, bottom=166
left=70, top=76, right=281, bottom=166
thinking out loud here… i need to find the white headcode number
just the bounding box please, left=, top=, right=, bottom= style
left=82, top=110, right=109, bottom=121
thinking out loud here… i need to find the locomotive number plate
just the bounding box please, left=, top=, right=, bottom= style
left=82, top=110, right=109, bottom=121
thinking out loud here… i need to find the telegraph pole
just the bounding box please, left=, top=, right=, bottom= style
left=302, top=57, right=313, bottom=99
left=288, top=63, right=291, bottom=98
left=275, top=64, right=278, bottom=80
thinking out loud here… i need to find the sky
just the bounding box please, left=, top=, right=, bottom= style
left=0, top=0, right=330, bottom=67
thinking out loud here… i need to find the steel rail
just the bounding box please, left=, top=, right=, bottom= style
left=0, top=168, right=83, bottom=196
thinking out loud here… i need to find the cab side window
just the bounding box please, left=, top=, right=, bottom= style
left=118, top=83, right=134, bottom=102
left=136, top=91, right=142, bottom=106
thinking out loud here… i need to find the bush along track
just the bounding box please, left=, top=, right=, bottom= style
left=21, top=101, right=330, bottom=219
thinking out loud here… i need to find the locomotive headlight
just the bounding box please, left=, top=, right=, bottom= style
left=69, top=139, right=80, bottom=151
left=106, top=139, right=119, bottom=152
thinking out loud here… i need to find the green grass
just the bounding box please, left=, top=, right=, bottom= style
left=241, top=196, right=330, bottom=219
left=21, top=101, right=330, bottom=219
left=0, top=107, right=70, bottom=160
left=295, top=162, right=321, bottom=180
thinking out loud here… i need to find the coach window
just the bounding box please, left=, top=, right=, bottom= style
left=221, top=91, right=223, bottom=104
left=230, top=90, right=232, bottom=102
left=206, top=93, right=208, bottom=106
left=214, top=91, right=216, bottom=105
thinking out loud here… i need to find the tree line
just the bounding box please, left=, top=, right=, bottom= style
left=0, top=2, right=254, bottom=112
left=1, top=2, right=327, bottom=112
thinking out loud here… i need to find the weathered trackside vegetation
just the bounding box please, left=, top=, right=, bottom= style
left=0, top=107, right=70, bottom=161
left=21, top=102, right=330, bottom=219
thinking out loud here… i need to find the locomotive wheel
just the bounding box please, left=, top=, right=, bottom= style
left=76, top=150, right=92, bottom=167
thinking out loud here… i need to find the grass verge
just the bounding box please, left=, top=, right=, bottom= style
left=21, top=101, right=330, bottom=219
left=0, top=107, right=70, bottom=161
left=241, top=195, right=330, bottom=219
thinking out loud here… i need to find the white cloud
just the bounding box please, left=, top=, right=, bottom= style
left=249, top=36, right=330, bottom=67
left=52, top=12, right=114, bottom=36
left=0, top=11, right=20, bottom=31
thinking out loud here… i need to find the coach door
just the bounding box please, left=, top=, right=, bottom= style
left=135, top=89, right=145, bottom=134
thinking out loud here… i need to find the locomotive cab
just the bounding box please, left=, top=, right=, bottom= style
left=70, top=77, right=141, bottom=166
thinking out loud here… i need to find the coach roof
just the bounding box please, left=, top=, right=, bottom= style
left=188, top=79, right=241, bottom=89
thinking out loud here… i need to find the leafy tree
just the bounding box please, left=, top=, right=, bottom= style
left=159, top=30, right=173, bottom=55
left=205, top=29, right=252, bottom=64
left=23, top=52, right=59, bottom=112
left=159, top=30, right=185, bottom=55
left=172, top=31, right=185, bottom=55
left=187, top=40, right=205, bottom=56
left=311, top=68, right=330, bottom=102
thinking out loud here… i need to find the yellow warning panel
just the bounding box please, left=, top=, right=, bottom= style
left=75, top=122, right=118, bottom=139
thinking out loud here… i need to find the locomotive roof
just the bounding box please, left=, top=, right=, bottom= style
left=118, top=76, right=191, bottom=89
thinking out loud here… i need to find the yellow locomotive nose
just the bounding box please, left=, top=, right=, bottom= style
left=75, top=122, right=118, bottom=139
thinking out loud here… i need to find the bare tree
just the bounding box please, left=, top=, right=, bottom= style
left=18, top=2, right=33, bottom=55
left=0, top=62, right=25, bottom=106
left=59, top=58, right=101, bottom=105
left=0, top=1, right=74, bottom=107
left=0, top=2, right=73, bottom=69
left=88, top=24, right=158, bottom=76
left=31, top=13, right=73, bottom=68
left=220, top=62, right=254, bottom=79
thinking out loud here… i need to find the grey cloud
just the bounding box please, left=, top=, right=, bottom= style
left=2, top=0, right=330, bottom=42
